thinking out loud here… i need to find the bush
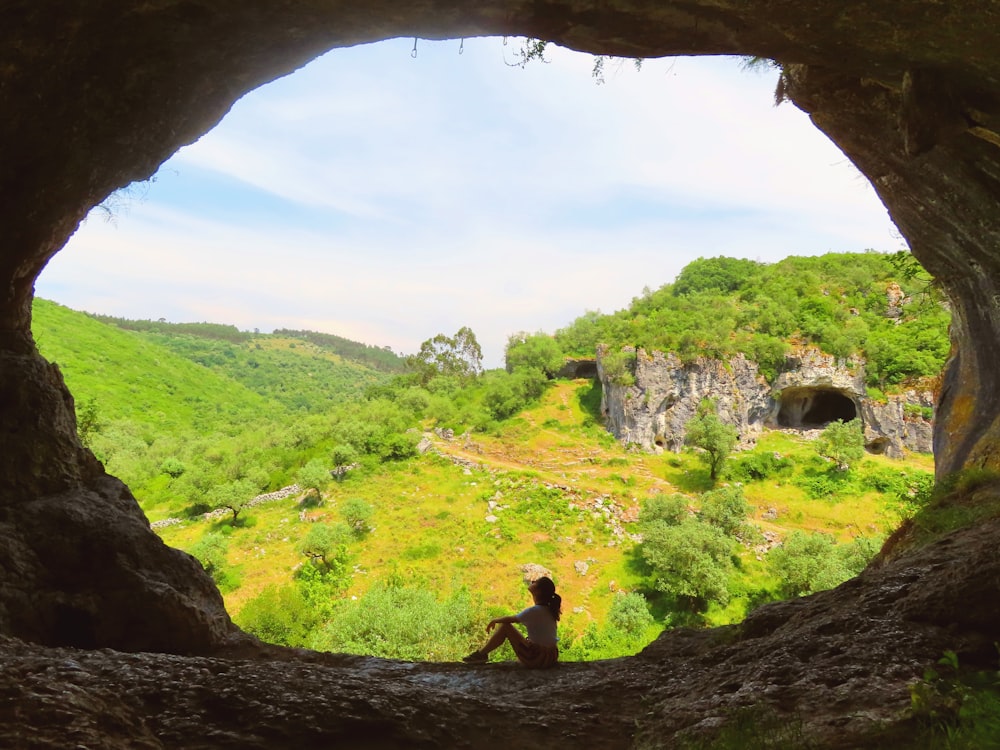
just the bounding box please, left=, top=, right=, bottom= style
left=640, top=517, right=737, bottom=610
left=608, top=592, right=654, bottom=636
left=725, top=451, right=794, bottom=483
left=234, top=584, right=317, bottom=647
left=313, top=582, right=483, bottom=661
left=815, top=418, right=865, bottom=470
left=340, top=497, right=374, bottom=536
left=797, top=470, right=863, bottom=501
left=684, top=400, right=739, bottom=482
left=188, top=532, right=229, bottom=582
left=767, top=531, right=852, bottom=597
left=639, top=494, right=690, bottom=527
left=160, top=456, right=186, bottom=478
left=297, top=522, right=352, bottom=572
left=698, top=485, right=758, bottom=542
left=601, top=349, right=637, bottom=387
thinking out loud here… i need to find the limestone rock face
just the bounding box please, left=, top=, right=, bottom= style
left=0, top=349, right=247, bottom=653
left=598, top=347, right=933, bottom=458
left=599, top=348, right=772, bottom=452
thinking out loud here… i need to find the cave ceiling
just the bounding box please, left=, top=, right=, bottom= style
left=3, top=0, right=1000, bottom=677
left=4, top=6, right=1000, bottom=748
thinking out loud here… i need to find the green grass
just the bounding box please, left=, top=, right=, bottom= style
left=157, top=378, right=935, bottom=655
left=32, top=300, right=938, bottom=658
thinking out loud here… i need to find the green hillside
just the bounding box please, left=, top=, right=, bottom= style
left=32, top=299, right=279, bottom=432
left=153, top=378, right=934, bottom=662
left=29, top=252, right=946, bottom=664
left=556, top=251, right=951, bottom=387
left=135, top=332, right=392, bottom=412
left=31, top=299, right=392, bottom=511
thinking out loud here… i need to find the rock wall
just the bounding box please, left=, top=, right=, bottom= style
left=598, top=346, right=934, bottom=458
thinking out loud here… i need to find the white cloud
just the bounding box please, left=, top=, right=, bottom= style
left=38, top=38, right=900, bottom=369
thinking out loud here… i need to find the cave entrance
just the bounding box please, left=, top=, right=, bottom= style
left=776, top=386, right=857, bottom=429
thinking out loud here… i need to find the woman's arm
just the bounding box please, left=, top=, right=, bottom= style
left=485, top=615, right=519, bottom=631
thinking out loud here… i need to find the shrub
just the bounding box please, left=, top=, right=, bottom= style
left=726, top=451, right=794, bottom=483
left=815, top=418, right=865, bottom=471
left=698, top=485, right=758, bottom=542
left=160, top=456, right=186, bottom=478
left=186, top=532, right=241, bottom=590
left=234, top=584, right=317, bottom=647
left=297, top=522, right=352, bottom=573
left=340, top=497, right=374, bottom=536
left=640, top=494, right=690, bottom=527
left=640, top=517, right=737, bottom=610
left=684, top=399, right=738, bottom=482
left=313, top=583, right=482, bottom=661
left=767, top=531, right=850, bottom=597
left=602, top=349, right=637, bottom=387
left=608, top=592, right=654, bottom=636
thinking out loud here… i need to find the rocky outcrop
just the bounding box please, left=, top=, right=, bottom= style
left=598, top=346, right=933, bottom=458
left=3, top=513, right=1000, bottom=748
left=4, top=2, right=1000, bottom=747
left=0, top=349, right=248, bottom=653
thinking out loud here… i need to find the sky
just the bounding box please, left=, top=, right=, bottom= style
left=36, top=38, right=902, bottom=369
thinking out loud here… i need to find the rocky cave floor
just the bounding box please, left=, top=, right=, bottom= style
left=3, top=518, right=999, bottom=749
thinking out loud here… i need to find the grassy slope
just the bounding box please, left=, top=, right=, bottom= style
left=157, top=378, right=934, bottom=647
left=31, top=297, right=936, bottom=652
left=32, top=298, right=279, bottom=432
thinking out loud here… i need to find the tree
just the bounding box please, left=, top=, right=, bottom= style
left=671, top=256, right=762, bottom=297
left=684, top=399, right=739, bottom=482
left=698, top=485, right=756, bottom=541
left=207, top=478, right=257, bottom=523
left=297, top=522, right=352, bottom=572
left=504, top=332, right=565, bottom=377
left=160, top=456, right=186, bottom=479
left=233, top=584, right=317, bottom=647
left=607, top=592, right=654, bottom=637
left=76, top=396, right=102, bottom=448
left=481, top=369, right=547, bottom=420
left=340, top=497, right=374, bottom=536
left=640, top=517, right=736, bottom=611
left=639, top=494, right=690, bottom=527
left=767, top=530, right=849, bottom=598
left=296, top=458, right=330, bottom=500
left=330, top=444, right=358, bottom=480
left=815, top=418, right=865, bottom=470
left=405, top=327, right=483, bottom=384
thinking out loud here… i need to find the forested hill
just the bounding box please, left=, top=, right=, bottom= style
left=85, top=313, right=405, bottom=374
left=31, top=298, right=400, bottom=507
left=554, top=251, right=951, bottom=389
left=61, top=307, right=401, bottom=412
left=32, top=298, right=280, bottom=433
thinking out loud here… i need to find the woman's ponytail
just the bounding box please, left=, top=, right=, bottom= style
left=533, top=576, right=562, bottom=621
left=547, top=591, right=562, bottom=622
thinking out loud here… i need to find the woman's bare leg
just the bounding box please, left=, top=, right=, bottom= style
left=480, top=622, right=526, bottom=656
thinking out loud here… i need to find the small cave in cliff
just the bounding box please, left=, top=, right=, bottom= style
left=559, top=359, right=598, bottom=379
left=867, top=436, right=890, bottom=454
left=776, top=386, right=857, bottom=429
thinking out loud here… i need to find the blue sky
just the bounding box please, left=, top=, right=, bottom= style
left=37, top=38, right=901, bottom=368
